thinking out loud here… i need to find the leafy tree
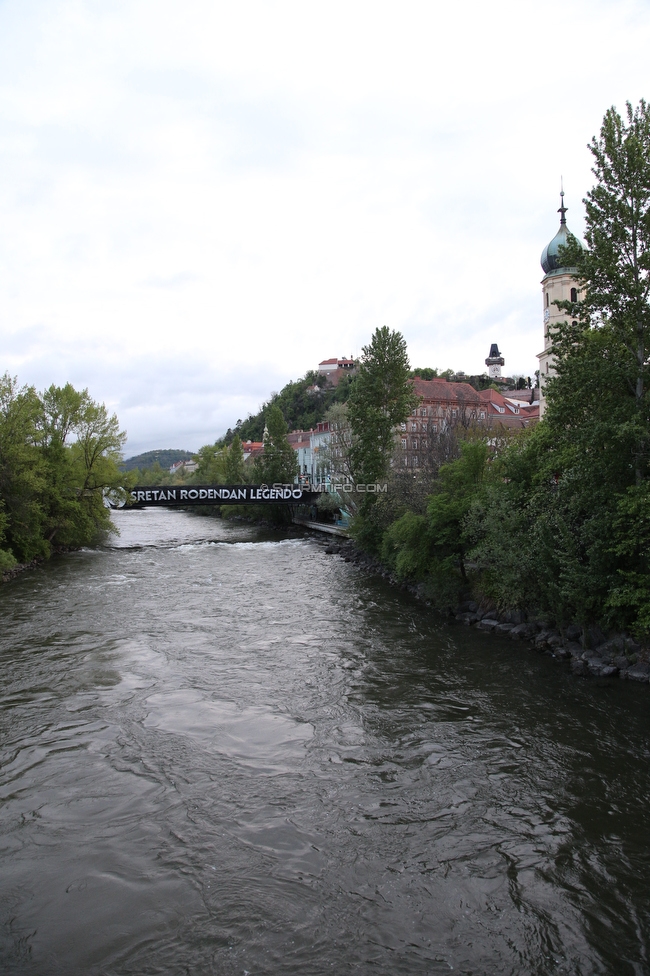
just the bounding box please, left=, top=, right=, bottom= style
left=0, top=375, right=127, bottom=560
left=409, top=367, right=439, bottom=380
left=381, top=441, right=488, bottom=607
left=558, top=99, right=650, bottom=484
left=0, top=374, right=47, bottom=561
left=225, top=434, right=245, bottom=483
left=347, top=326, right=419, bottom=492
left=255, top=404, right=298, bottom=485
left=193, top=444, right=226, bottom=484
left=532, top=99, right=650, bottom=633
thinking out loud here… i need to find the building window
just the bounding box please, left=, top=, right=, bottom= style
left=479, top=410, right=486, bottom=420
left=546, top=293, right=549, bottom=307
left=400, top=422, right=406, bottom=431
left=571, top=287, right=578, bottom=302
left=412, top=439, right=418, bottom=449
left=422, top=439, right=427, bottom=449
left=431, top=424, right=438, bottom=432
left=451, top=409, right=458, bottom=418
left=420, top=408, right=427, bottom=417
left=401, top=438, right=407, bottom=449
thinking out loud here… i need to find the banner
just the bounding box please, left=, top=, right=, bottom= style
left=128, top=485, right=320, bottom=506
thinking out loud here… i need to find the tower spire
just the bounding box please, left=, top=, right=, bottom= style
left=558, top=177, right=567, bottom=225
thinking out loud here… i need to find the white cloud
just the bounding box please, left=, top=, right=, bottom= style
left=1, top=0, right=649, bottom=455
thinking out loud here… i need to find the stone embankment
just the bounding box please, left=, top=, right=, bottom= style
left=321, top=537, right=650, bottom=685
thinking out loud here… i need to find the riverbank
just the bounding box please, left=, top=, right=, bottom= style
left=1, top=556, right=44, bottom=583
left=320, top=536, right=650, bottom=685
left=1, top=545, right=83, bottom=585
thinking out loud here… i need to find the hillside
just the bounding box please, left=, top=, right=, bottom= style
left=219, top=370, right=355, bottom=445
left=121, top=449, right=194, bottom=472
left=216, top=365, right=527, bottom=447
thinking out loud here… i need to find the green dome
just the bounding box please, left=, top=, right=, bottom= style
left=540, top=191, right=584, bottom=275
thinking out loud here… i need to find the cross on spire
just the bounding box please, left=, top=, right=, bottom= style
left=558, top=177, right=567, bottom=225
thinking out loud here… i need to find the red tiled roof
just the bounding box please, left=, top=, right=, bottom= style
left=479, top=388, right=507, bottom=404
left=410, top=378, right=481, bottom=402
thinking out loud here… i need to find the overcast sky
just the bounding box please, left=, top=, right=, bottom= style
left=1, top=0, right=649, bottom=456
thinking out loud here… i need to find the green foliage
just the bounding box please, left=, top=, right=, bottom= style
left=224, top=435, right=245, bottom=483
left=255, top=405, right=298, bottom=486
left=606, top=483, right=650, bottom=637
left=0, top=375, right=49, bottom=561
left=129, top=461, right=171, bottom=486
left=121, top=449, right=194, bottom=472
left=0, top=373, right=126, bottom=565
left=347, top=327, right=419, bottom=493
left=194, top=444, right=226, bottom=484
left=409, top=367, right=439, bottom=380
left=380, top=441, right=488, bottom=608
left=558, top=99, right=650, bottom=483
left=222, top=370, right=353, bottom=446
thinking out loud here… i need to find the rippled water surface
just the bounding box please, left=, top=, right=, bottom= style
left=1, top=509, right=649, bottom=975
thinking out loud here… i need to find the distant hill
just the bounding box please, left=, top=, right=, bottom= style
left=121, top=449, right=194, bottom=472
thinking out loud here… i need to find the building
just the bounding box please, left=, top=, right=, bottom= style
left=241, top=440, right=264, bottom=464
left=478, top=388, right=539, bottom=427
left=399, top=378, right=480, bottom=468
left=537, top=189, right=585, bottom=417
left=318, top=357, right=356, bottom=387
left=169, top=459, right=198, bottom=475
left=399, top=377, right=539, bottom=468
left=287, top=430, right=313, bottom=481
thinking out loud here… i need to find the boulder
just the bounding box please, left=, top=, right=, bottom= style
left=599, top=665, right=619, bottom=678
left=565, top=642, right=583, bottom=658
left=571, top=660, right=588, bottom=677
left=626, top=665, right=650, bottom=683
left=477, top=618, right=500, bottom=632
left=509, top=623, right=536, bottom=640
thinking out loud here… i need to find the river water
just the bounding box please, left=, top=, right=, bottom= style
left=0, top=509, right=648, bottom=975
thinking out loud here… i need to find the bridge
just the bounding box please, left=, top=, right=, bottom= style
left=125, top=484, right=322, bottom=507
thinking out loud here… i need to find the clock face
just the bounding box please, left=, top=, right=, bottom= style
left=544, top=308, right=550, bottom=323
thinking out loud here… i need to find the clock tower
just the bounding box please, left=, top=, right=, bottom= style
left=537, top=189, right=584, bottom=417
left=485, top=343, right=505, bottom=379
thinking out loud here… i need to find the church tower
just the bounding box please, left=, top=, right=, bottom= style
left=537, top=189, right=584, bottom=417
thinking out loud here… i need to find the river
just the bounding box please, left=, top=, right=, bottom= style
left=0, top=509, right=648, bottom=975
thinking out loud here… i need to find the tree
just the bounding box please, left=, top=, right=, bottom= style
left=538, top=100, right=650, bottom=634
left=255, top=404, right=297, bottom=486
left=194, top=444, right=226, bottom=484
left=0, top=374, right=47, bottom=561
left=0, top=376, right=126, bottom=558
left=347, top=326, right=420, bottom=491
left=224, top=435, right=245, bottom=483
left=557, top=99, right=650, bottom=484
left=381, top=441, right=488, bottom=608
